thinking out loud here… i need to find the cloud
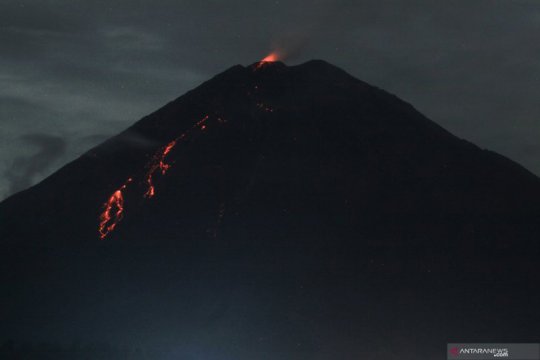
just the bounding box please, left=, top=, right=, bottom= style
left=0, top=0, right=539, bottom=201
left=3, top=134, right=67, bottom=197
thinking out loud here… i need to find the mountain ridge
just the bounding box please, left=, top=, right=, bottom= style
left=3, top=59, right=539, bottom=207
left=1, top=59, right=539, bottom=359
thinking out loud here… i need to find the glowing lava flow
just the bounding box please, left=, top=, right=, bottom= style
left=97, top=113, right=227, bottom=239
left=144, top=115, right=209, bottom=198
left=98, top=178, right=132, bottom=240
left=144, top=139, right=177, bottom=198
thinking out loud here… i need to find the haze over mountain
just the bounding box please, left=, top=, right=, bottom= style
left=1, top=60, right=539, bottom=359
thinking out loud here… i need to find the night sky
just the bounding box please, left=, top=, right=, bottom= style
left=1, top=0, right=539, bottom=200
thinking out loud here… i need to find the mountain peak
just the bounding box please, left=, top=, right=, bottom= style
left=247, top=59, right=287, bottom=70
left=1, top=58, right=540, bottom=357
left=241, top=58, right=357, bottom=81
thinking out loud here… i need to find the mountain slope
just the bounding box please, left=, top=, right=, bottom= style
left=1, top=60, right=539, bottom=359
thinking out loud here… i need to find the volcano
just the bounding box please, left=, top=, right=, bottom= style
left=1, top=60, right=539, bottom=359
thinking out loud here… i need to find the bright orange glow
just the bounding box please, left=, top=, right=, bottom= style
left=255, top=52, right=279, bottom=69
left=99, top=178, right=132, bottom=240
left=144, top=139, right=177, bottom=198
left=144, top=115, right=209, bottom=198
left=97, top=114, right=222, bottom=239
left=261, top=53, right=278, bottom=62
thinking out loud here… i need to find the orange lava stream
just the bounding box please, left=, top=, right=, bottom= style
left=144, top=139, right=177, bottom=198
left=144, top=115, right=209, bottom=198
left=98, top=114, right=215, bottom=239
left=98, top=178, right=132, bottom=240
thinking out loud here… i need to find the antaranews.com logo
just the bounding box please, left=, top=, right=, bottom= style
left=449, top=346, right=508, bottom=357
left=447, top=343, right=539, bottom=360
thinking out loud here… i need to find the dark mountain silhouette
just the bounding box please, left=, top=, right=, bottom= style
left=1, top=60, right=539, bottom=359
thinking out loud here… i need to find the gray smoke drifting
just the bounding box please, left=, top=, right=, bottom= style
left=4, top=133, right=67, bottom=197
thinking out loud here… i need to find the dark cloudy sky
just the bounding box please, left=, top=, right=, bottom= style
left=1, top=0, right=539, bottom=200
